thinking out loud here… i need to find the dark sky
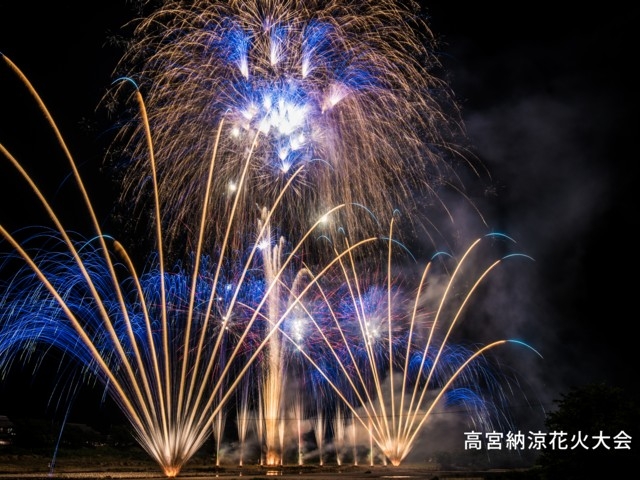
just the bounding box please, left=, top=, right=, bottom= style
left=426, top=4, right=637, bottom=395
left=0, top=0, right=637, bottom=432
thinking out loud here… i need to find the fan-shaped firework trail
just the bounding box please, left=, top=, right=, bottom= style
left=274, top=225, right=542, bottom=466
left=0, top=54, right=341, bottom=476
left=107, top=0, right=469, bottom=256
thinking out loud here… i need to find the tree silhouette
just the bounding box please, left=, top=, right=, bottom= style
left=538, top=383, right=638, bottom=479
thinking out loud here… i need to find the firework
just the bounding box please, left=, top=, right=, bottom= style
left=0, top=54, right=324, bottom=475
left=269, top=225, right=542, bottom=466
left=1, top=4, right=540, bottom=468
left=106, top=0, right=468, bottom=257
left=0, top=231, right=263, bottom=475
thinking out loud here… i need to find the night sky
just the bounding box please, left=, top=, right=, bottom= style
left=0, top=0, right=637, bottom=445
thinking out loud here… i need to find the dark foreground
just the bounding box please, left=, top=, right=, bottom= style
left=0, top=463, right=540, bottom=480
left=0, top=448, right=541, bottom=480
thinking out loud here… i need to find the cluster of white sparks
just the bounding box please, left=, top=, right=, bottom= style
left=107, top=0, right=466, bottom=256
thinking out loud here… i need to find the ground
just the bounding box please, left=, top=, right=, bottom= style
left=0, top=449, right=541, bottom=480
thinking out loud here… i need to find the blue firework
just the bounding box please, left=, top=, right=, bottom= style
left=107, top=0, right=464, bottom=255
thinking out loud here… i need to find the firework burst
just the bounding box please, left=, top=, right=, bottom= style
left=106, top=0, right=468, bottom=256
left=0, top=54, right=331, bottom=476
left=279, top=230, right=541, bottom=466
